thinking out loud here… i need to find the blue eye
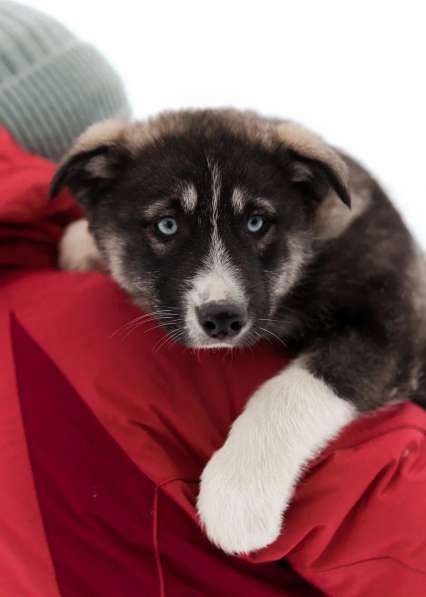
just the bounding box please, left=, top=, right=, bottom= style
left=247, top=215, right=264, bottom=233
left=157, top=217, right=178, bottom=236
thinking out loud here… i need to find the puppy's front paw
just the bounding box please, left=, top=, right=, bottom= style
left=59, top=219, right=103, bottom=272
left=197, top=443, right=288, bottom=555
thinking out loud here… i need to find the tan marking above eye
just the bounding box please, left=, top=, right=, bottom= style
left=140, top=183, right=197, bottom=221
left=180, top=183, right=198, bottom=213
left=231, top=188, right=246, bottom=213
left=231, top=188, right=277, bottom=217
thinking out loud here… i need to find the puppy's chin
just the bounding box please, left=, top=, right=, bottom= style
left=183, top=329, right=258, bottom=350
left=189, top=341, right=240, bottom=350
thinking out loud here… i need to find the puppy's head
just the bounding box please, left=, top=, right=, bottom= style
left=51, top=109, right=350, bottom=348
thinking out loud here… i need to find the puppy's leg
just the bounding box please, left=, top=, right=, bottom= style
left=197, top=360, right=357, bottom=554
left=59, top=219, right=103, bottom=272
left=198, top=324, right=406, bottom=554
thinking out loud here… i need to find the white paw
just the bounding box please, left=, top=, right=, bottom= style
left=59, top=219, right=103, bottom=272
left=196, top=363, right=357, bottom=555
left=197, top=442, right=289, bottom=555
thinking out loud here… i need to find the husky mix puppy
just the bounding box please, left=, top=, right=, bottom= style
left=51, top=109, right=426, bottom=555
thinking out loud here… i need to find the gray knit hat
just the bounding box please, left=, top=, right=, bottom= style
left=0, top=1, right=131, bottom=161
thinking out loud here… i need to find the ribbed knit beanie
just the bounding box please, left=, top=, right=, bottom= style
left=0, top=1, right=131, bottom=161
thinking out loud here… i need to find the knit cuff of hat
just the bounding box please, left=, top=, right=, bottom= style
left=0, top=41, right=131, bottom=162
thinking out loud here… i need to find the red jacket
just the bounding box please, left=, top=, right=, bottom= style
left=1, top=128, right=425, bottom=596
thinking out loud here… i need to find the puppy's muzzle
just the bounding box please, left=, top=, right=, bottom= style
left=197, top=301, right=247, bottom=340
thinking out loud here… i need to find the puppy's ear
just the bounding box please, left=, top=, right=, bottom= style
left=49, top=120, right=132, bottom=209
left=277, top=121, right=351, bottom=208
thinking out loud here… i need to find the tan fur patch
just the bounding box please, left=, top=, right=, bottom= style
left=70, top=119, right=130, bottom=155
left=180, top=183, right=198, bottom=212
left=231, top=188, right=245, bottom=213
left=314, top=190, right=370, bottom=241
left=276, top=121, right=349, bottom=190
left=313, top=152, right=374, bottom=241
left=269, top=232, right=311, bottom=310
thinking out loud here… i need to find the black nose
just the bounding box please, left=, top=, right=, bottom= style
left=197, top=302, right=247, bottom=339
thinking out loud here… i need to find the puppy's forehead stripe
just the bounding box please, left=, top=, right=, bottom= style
left=207, top=158, right=231, bottom=267
left=180, top=182, right=198, bottom=212
left=208, top=157, right=221, bottom=225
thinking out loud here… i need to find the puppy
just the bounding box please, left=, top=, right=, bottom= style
left=51, top=109, right=426, bottom=555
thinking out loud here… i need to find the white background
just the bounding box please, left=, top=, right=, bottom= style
left=24, top=0, right=426, bottom=247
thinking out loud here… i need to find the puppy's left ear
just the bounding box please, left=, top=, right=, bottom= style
left=277, top=121, right=351, bottom=208
left=49, top=120, right=133, bottom=210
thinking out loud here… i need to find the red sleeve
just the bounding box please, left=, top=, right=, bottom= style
left=0, top=128, right=82, bottom=270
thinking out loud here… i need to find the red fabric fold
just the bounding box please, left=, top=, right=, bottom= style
left=0, top=129, right=82, bottom=270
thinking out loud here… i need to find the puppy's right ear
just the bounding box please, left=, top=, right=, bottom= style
left=49, top=120, right=132, bottom=209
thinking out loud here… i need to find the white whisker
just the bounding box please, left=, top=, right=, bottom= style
left=258, top=327, right=287, bottom=348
